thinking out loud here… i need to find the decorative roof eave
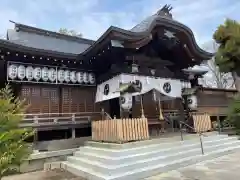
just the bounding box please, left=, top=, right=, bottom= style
left=82, top=18, right=214, bottom=61
left=0, top=39, right=79, bottom=59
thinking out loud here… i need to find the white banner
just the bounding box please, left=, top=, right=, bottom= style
left=95, top=74, right=182, bottom=102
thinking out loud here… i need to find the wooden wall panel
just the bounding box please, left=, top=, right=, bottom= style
left=197, top=93, right=230, bottom=107
left=141, top=91, right=178, bottom=119
left=132, top=96, right=141, bottom=118
left=143, top=92, right=158, bottom=118
left=20, top=85, right=59, bottom=114
left=61, top=87, right=96, bottom=113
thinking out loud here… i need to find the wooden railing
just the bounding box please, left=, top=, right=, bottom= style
left=92, top=118, right=149, bottom=143
left=147, top=111, right=212, bottom=134
left=19, top=112, right=102, bottom=128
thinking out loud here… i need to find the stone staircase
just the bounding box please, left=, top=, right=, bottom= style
left=61, top=134, right=240, bottom=180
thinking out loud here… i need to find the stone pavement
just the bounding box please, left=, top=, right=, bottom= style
left=2, top=169, right=86, bottom=180
left=146, top=151, right=240, bottom=180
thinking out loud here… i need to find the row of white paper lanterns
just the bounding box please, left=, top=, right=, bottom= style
left=7, top=65, right=96, bottom=84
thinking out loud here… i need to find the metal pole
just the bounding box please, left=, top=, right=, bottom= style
left=119, top=97, right=123, bottom=119
left=180, top=122, right=183, bottom=141
left=217, top=115, right=221, bottom=134
left=199, top=133, right=204, bottom=155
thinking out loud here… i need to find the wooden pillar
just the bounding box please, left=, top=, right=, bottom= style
left=72, top=128, right=76, bottom=139
left=178, top=98, right=185, bottom=122
left=217, top=115, right=222, bottom=134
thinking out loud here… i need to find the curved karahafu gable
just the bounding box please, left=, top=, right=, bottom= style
left=83, top=4, right=213, bottom=61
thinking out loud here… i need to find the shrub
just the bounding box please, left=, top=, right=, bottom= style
left=0, top=85, right=33, bottom=178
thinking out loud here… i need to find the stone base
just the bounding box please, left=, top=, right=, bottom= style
left=62, top=134, right=240, bottom=180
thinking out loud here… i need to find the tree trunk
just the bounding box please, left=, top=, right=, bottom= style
left=232, top=72, right=240, bottom=93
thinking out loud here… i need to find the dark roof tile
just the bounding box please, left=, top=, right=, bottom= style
left=7, top=23, right=95, bottom=54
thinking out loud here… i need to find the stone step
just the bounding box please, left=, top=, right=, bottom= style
left=84, top=132, right=223, bottom=149
left=67, top=140, right=240, bottom=175
left=77, top=135, right=232, bottom=157
left=62, top=144, right=240, bottom=180
left=62, top=135, right=240, bottom=180
left=74, top=136, right=237, bottom=165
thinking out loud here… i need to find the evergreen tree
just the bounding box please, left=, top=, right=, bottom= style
left=213, top=19, right=240, bottom=91
left=226, top=95, right=240, bottom=134
left=0, top=85, right=33, bottom=178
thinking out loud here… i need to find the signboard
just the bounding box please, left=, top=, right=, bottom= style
left=7, top=62, right=96, bottom=86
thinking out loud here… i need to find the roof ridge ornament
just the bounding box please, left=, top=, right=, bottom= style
left=157, top=4, right=173, bottom=18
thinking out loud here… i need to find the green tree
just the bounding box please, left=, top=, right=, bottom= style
left=0, top=85, right=33, bottom=178
left=226, top=95, right=240, bottom=134
left=58, top=28, right=82, bottom=37
left=213, top=19, right=240, bottom=91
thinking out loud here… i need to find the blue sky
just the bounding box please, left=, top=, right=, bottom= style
left=0, top=0, right=240, bottom=48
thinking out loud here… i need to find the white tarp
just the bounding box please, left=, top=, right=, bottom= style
left=95, top=74, right=182, bottom=102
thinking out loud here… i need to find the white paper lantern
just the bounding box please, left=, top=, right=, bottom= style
left=187, top=95, right=198, bottom=109
left=64, top=70, right=70, bottom=83
left=76, top=72, right=84, bottom=83
left=89, top=73, right=95, bottom=84
left=120, top=93, right=133, bottom=110
left=70, top=71, right=77, bottom=83
left=41, top=67, right=49, bottom=81
left=83, top=72, right=89, bottom=83
left=17, top=65, right=26, bottom=80
left=7, top=64, right=18, bottom=79
left=48, top=68, right=57, bottom=82
left=58, top=70, right=65, bottom=82
left=33, top=67, right=41, bottom=81
left=26, top=66, right=34, bottom=81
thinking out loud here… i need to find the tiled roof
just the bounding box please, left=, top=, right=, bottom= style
left=7, top=23, right=95, bottom=54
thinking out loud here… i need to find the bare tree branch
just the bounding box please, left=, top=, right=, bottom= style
left=200, top=41, right=235, bottom=89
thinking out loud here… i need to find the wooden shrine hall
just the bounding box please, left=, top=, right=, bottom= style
left=0, top=5, right=214, bottom=142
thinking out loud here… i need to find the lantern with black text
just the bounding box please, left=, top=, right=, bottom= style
left=48, top=68, right=57, bottom=82
left=64, top=70, right=70, bottom=83
left=26, top=66, right=34, bottom=81
left=8, top=64, right=18, bottom=79
left=89, top=73, right=95, bottom=84
left=77, top=72, right=84, bottom=83
left=83, top=72, right=89, bottom=83
left=120, top=93, right=133, bottom=110
left=17, top=65, right=26, bottom=80
left=41, top=67, right=49, bottom=81
left=33, top=67, right=41, bottom=81
left=70, top=71, right=77, bottom=83
left=187, top=95, right=198, bottom=109
left=58, top=70, right=65, bottom=82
